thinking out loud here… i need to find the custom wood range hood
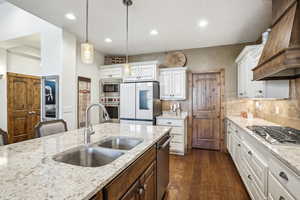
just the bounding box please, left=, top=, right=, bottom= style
left=253, top=0, right=300, bottom=80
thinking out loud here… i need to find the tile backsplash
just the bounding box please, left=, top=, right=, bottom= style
left=226, top=79, right=300, bottom=130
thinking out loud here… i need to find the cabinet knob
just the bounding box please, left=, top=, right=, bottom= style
left=238, top=144, right=241, bottom=147
left=138, top=187, right=144, bottom=195
left=248, top=151, right=252, bottom=156
left=279, top=196, right=285, bottom=200
left=279, top=172, right=289, bottom=181
left=258, top=90, right=263, bottom=93
left=239, top=93, right=243, bottom=96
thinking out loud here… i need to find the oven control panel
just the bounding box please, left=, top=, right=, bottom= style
left=100, top=97, right=120, bottom=106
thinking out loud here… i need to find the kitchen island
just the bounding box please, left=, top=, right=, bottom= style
left=0, top=123, right=171, bottom=200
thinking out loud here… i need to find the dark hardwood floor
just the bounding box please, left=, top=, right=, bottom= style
left=165, top=149, right=251, bottom=200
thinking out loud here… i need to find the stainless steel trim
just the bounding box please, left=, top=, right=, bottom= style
left=158, top=137, right=172, bottom=149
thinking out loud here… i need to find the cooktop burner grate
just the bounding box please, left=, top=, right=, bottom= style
left=246, top=126, right=300, bottom=144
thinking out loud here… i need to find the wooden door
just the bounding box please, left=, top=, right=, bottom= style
left=7, top=73, right=41, bottom=143
left=192, top=73, right=221, bottom=150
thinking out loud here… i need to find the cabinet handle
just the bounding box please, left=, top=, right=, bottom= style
left=247, top=175, right=252, bottom=181
left=258, top=90, right=263, bottom=94
left=248, top=151, right=252, bottom=156
left=138, top=187, right=144, bottom=195
left=279, top=172, right=289, bottom=181
left=239, top=93, right=243, bottom=95
left=167, top=122, right=172, bottom=125
left=279, top=196, right=285, bottom=200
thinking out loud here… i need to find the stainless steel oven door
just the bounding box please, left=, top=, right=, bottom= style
left=104, top=106, right=119, bottom=120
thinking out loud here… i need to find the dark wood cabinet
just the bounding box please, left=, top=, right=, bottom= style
left=120, top=181, right=141, bottom=200
left=140, top=162, right=156, bottom=200
left=103, top=146, right=156, bottom=200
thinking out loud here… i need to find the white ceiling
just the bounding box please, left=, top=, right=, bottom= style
left=6, top=0, right=272, bottom=55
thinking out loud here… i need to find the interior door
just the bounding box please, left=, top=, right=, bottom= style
left=77, top=77, right=91, bottom=128
left=7, top=73, right=41, bottom=143
left=120, top=83, right=136, bottom=119
left=135, top=82, right=153, bottom=120
left=192, top=73, right=221, bottom=150
left=28, top=78, right=41, bottom=138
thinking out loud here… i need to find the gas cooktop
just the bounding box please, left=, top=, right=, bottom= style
left=247, top=126, right=300, bottom=145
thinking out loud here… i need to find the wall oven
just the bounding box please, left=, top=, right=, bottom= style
left=100, top=97, right=120, bottom=122
left=103, top=83, right=119, bottom=93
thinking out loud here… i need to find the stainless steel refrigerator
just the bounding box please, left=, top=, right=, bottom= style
left=120, top=81, right=161, bottom=125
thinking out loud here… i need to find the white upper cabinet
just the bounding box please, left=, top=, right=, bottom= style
left=99, top=64, right=123, bottom=79
left=123, top=61, right=159, bottom=82
left=236, top=45, right=289, bottom=99
left=159, top=67, right=187, bottom=100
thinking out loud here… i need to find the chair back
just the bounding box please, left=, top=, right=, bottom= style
left=0, top=129, right=8, bottom=146
left=35, top=120, right=68, bottom=138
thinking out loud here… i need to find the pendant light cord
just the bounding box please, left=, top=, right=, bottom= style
left=126, top=3, right=129, bottom=64
left=85, top=0, right=89, bottom=43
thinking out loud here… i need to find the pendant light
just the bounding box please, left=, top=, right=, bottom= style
left=81, top=0, right=94, bottom=64
left=123, top=0, right=133, bottom=76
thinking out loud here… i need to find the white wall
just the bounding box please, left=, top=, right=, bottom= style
left=77, top=44, right=105, bottom=125
left=0, top=2, right=63, bottom=131
left=7, top=48, right=41, bottom=76
left=0, top=48, right=7, bottom=131
left=61, top=31, right=77, bottom=130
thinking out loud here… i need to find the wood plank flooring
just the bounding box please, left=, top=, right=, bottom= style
left=165, top=149, right=251, bottom=200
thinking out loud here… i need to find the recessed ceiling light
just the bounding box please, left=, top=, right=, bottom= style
left=198, top=20, right=208, bottom=28
left=150, top=29, right=159, bottom=36
left=65, top=13, right=76, bottom=20
left=104, top=38, right=112, bottom=43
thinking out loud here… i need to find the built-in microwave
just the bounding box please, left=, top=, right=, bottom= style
left=103, top=83, right=119, bottom=93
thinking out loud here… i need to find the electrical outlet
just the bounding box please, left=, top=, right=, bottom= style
left=275, top=106, right=280, bottom=114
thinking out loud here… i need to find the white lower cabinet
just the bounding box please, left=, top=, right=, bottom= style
left=157, top=116, right=187, bottom=155
left=226, top=119, right=300, bottom=200
left=268, top=173, right=295, bottom=200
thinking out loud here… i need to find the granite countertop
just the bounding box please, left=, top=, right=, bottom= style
left=156, top=111, right=188, bottom=120
left=226, top=115, right=300, bottom=177
left=0, top=123, right=171, bottom=200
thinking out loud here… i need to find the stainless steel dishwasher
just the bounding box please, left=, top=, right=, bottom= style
left=157, top=134, right=171, bottom=200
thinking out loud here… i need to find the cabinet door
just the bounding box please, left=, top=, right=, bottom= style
left=172, top=70, right=186, bottom=100
left=139, top=64, right=155, bottom=81
left=140, top=162, right=156, bottom=200
left=237, top=60, right=247, bottom=98
left=120, top=181, right=141, bottom=200
left=159, top=71, right=172, bottom=99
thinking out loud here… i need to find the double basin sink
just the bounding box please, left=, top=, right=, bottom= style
left=53, top=136, right=143, bottom=167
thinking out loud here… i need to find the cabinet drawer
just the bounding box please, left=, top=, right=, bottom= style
left=170, top=141, right=184, bottom=151
left=269, top=156, right=300, bottom=198
left=170, top=127, right=184, bottom=134
left=268, top=173, right=295, bottom=200
left=157, top=119, right=184, bottom=127
left=242, top=142, right=268, bottom=195
left=171, top=134, right=184, bottom=143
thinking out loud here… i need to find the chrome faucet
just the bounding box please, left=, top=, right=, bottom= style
left=84, top=103, right=110, bottom=144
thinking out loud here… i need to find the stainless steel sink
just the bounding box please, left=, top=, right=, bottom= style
left=94, top=136, right=143, bottom=150
left=53, top=146, right=124, bottom=167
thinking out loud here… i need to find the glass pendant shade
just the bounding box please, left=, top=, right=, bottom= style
left=81, top=42, right=94, bottom=64
left=124, top=63, right=131, bottom=76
